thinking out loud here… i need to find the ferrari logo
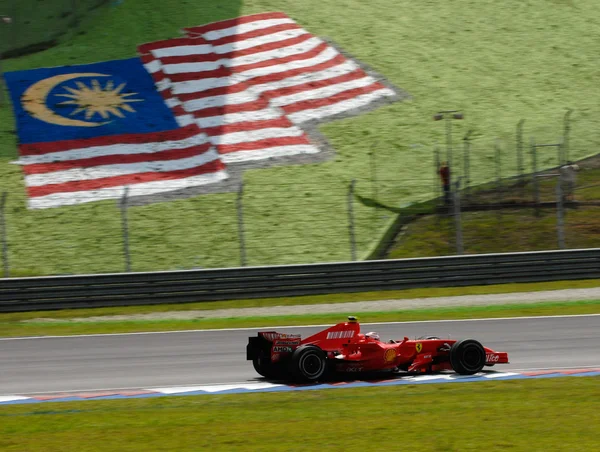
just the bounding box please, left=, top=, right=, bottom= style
left=416, top=343, right=423, bottom=353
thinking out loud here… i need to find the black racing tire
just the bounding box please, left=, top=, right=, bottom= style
left=252, top=350, right=283, bottom=379
left=449, top=339, right=486, bottom=375
left=290, top=345, right=327, bottom=382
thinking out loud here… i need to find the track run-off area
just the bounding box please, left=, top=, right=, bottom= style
left=1, top=314, right=599, bottom=405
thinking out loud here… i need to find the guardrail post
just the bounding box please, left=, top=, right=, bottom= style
left=347, top=179, right=357, bottom=261
left=556, top=179, right=565, bottom=249
left=0, top=192, right=9, bottom=277
left=120, top=186, right=131, bottom=272
left=236, top=182, right=247, bottom=267
left=453, top=179, right=464, bottom=255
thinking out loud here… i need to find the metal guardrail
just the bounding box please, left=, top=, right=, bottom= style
left=1, top=248, right=599, bottom=312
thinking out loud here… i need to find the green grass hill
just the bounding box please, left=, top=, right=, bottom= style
left=1, top=0, right=600, bottom=276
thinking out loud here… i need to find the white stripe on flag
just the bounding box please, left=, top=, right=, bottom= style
left=183, top=91, right=261, bottom=112
left=202, top=18, right=296, bottom=41
left=287, top=88, right=396, bottom=123
left=25, top=149, right=221, bottom=186
left=211, top=28, right=309, bottom=54
left=151, top=43, right=212, bottom=59
left=270, top=76, right=380, bottom=107
left=211, top=126, right=305, bottom=145
left=221, top=144, right=319, bottom=163
left=15, top=133, right=210, bottom=165
left=29, top=170, right=229, bottom=209
left=195, top=108, right=282, bottom=128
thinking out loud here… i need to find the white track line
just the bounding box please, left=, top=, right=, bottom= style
left=2, top=313, right=599, bottom=341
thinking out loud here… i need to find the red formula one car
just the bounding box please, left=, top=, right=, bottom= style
left=247, top=316, right=509, bottom=382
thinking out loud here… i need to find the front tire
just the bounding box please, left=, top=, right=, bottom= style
left=290, top=345, right=327, bottom=382
left=449, top=339, right=486, bottom=375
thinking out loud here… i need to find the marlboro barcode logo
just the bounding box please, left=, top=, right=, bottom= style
left=327, top=330, right=355, bottom=339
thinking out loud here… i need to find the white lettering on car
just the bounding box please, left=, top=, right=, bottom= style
left=273, top=346, right=293, bottom=353
left=486, top=353, right=500, bottom=363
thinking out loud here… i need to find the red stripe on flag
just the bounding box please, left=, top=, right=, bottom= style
left=201, top=117, right=294, bottom=136
left=183, top=12, right=290, bottom=35
left=206, top=23, right=302, bottom=47
left=242, top=53, right=348, bottom=86
left=163, top=48, right=343, bottom=86
left=28, top=160, right=226, bottom=198
left=169, top=49, right=346, bottom=103
left=159, top=32, right=313, bottom=65
left=138, top=36, right=209, bottom=55
left=190, top=98, right=270, bottom=118
left=19, top=124, right=203, bottom=156
left=261, top=68, right=369, bottom=99
left=167, top=66, right=233, bottom=83
left=176, top=81, right=253, bottom=101
left=281, top=82, right=387, bottom=114
left=217, top=135, right=311, bottom=155
left=23, top=143, right=212, bottom=175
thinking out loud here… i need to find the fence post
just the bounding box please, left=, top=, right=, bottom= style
left=0, top=192, right=9, bottom=277
left=530, top=137, right=540, bottom=207
left=495, top=139, right=502, bottom=205
left=563, top=108, right=573, bottom=164
left=556, top=179, right=565, bottom=249
left=370, top=141, right=378, bottom=203
left=516, top=119, right=525, bottom=196
left=236, top=182, right=247, bottom=267
left=433, top=147, right=440, bottom=204
left=453, top=179, right=464, bottom=255
left=120, top=186, right=131, bottom=272
left=347, top=179, right=357, bottom=261
left=463, top=131, right=472, bottom=200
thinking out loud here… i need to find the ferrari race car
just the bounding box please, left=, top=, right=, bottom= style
left=247, top=316, right=509, bottom=382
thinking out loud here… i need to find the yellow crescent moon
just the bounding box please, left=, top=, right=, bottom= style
left=22, top=73, right=111, bottom=127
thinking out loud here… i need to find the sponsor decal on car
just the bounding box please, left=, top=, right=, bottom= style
left=327, top=330, right=355, bottom=339
left=416, top=342, right=423, bottom=353
left=384, top=348, right=397, bottom=363
left=273, top=346, right=293, bottom=353
left=278, top=334, right=301, bottom=339
left=274, top=339, right=301, bottom=346
left=486, top=353, right=500, bottom=363
left=261, top=332, right=279, bottom=341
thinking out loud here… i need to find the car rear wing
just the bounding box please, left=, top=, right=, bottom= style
left=246, top=332, right=302, bottom=361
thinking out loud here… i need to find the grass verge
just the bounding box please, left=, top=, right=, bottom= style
left=2, top=300, right=599, bottom=337
left=3, top=0, right=600, bottom=275
left=1, top=377, right=599, bottom=451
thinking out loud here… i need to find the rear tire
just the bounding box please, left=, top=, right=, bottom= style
left=449, top=339, right=486, bottom=375
left=252, top=351, right=282, bottom=379
left=290, top=345, right=327, bottom=382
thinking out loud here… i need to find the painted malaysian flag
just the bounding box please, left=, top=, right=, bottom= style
left=5, top=58, right=227, bottom=209
left=138, top=11, right=397, bottom=163
left=6, top=12, right=400, bottom=209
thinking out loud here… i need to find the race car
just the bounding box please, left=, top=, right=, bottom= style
left=247, top=316, right=509, bottom=381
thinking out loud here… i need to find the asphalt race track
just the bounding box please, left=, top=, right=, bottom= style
left=1, top=315, right=599, bottom=395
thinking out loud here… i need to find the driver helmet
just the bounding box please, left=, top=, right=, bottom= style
left=365, top=332, right=380, bottom=341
